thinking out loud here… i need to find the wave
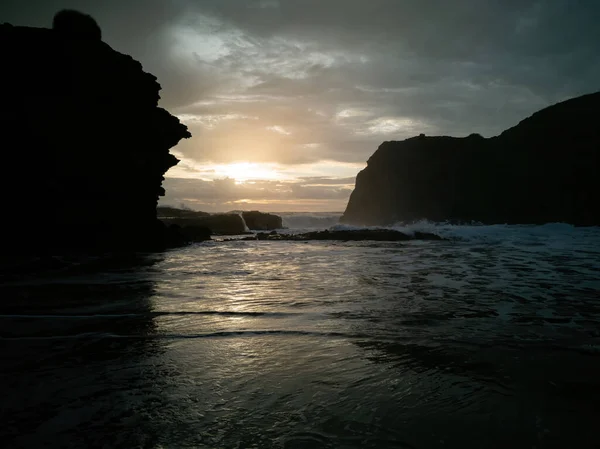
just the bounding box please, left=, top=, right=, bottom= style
left=154, top=330, right=349, bottom=339
left=329, top=220, right=600, bottom=247
left=0, top=332, right=123, bottom=340
left=0, top=311, right=300, bottom=319
left=237, top=212, right=251, bottom=232
left=1, top=329, right=351, bottom=340
left=280, top=212, right=342, bottom=230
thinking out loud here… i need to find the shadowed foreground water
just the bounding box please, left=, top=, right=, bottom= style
left=1, top=223, right=600, bottom=448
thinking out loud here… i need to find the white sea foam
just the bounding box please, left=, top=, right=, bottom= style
left=326, top=220, right=600, bottom=251
left=238, top=212, right=251, bottom=232
left=279, top=212, right=342, bottom=230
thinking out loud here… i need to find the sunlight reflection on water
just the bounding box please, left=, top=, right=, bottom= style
left=1, top=225, right=600, bottom=448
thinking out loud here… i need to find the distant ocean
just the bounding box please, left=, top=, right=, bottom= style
left=279, top=211, right=343, bottom=231
left=2, top=219, right=600, bottom=448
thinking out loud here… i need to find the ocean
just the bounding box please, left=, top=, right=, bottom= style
left=1, top=218, right=600, bottom=448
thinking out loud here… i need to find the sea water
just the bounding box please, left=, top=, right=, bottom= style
left=1, top=220, right=599, bottom=448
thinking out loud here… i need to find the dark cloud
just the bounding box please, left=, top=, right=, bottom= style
left=168, top=0, right=598, bottom=164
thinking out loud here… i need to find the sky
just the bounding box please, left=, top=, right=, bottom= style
left=2, top=1, right=599, bottom=212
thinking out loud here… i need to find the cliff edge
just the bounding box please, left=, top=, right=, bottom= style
left=341, top=92, right=600, bottom=226
left=0, top=11, right=191, bottom=252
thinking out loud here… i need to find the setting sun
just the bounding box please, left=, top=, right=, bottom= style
left=212, top=162, right=285, bottom=183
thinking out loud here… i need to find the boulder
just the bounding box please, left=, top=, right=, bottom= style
left=160, top=214, right=248, bottom=235
left=241, top=211, right=283, bottom=230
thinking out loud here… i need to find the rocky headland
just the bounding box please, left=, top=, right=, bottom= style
left=157, top=207, right=283, bottom=240
left=341, top=92, right=600, bottom=226
left=1, top=11, right=190, bottom=252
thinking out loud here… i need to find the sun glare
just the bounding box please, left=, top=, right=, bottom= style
left=213, top=162, right=284, bottom=183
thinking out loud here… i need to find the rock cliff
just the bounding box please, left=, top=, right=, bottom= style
left=1, top=12, right=190, bottom=252
left=341, top=92, right=600, bottom=226
left=241, top=211, right=283, bottom=230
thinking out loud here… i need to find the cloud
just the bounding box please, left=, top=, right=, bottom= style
left=4, top=0, right=599, bottom=209
left=160, top=0, right=598, bottom=167
left=159, top=176, right=354, bottom=212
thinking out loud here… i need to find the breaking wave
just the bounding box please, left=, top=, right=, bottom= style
left=329, top=220, right=600, bottom=248
left=280, top=212, right=342, bottom=230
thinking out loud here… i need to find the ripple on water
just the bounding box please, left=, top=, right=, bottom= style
left=1, top=225, right=600, bottom=448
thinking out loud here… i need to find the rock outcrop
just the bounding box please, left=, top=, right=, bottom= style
left=157, top=207, right=211, bottom=220
left=341, top=92, right=600, bottom=226
left=227, top=229, right=444, bottom=242
left=159, top=214, right=248, bottom=236
left=241, top=211, right=283, bottom=230
left=157, top=207, right=283, bottom=235
left=1, top=12, right=190, bottom=252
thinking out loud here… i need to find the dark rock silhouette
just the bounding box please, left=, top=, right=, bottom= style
left=157, top=207, right=210, bottom=220
left=162, top=214, right=248, bottom=236
left=165, top=223, right=212, bottom=244
left=228, top=229, right=444, bottom=242
left=158, top=208, right=248, bottom=236
left=241, top=211, right=283, bottom=230
left=52, top=10, right=102, bottom=41
left=157, top=207, right=283, bottom=234
left=1, top=12, right=190, bottom=252
left=341, top=92, right=600, bottom=226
